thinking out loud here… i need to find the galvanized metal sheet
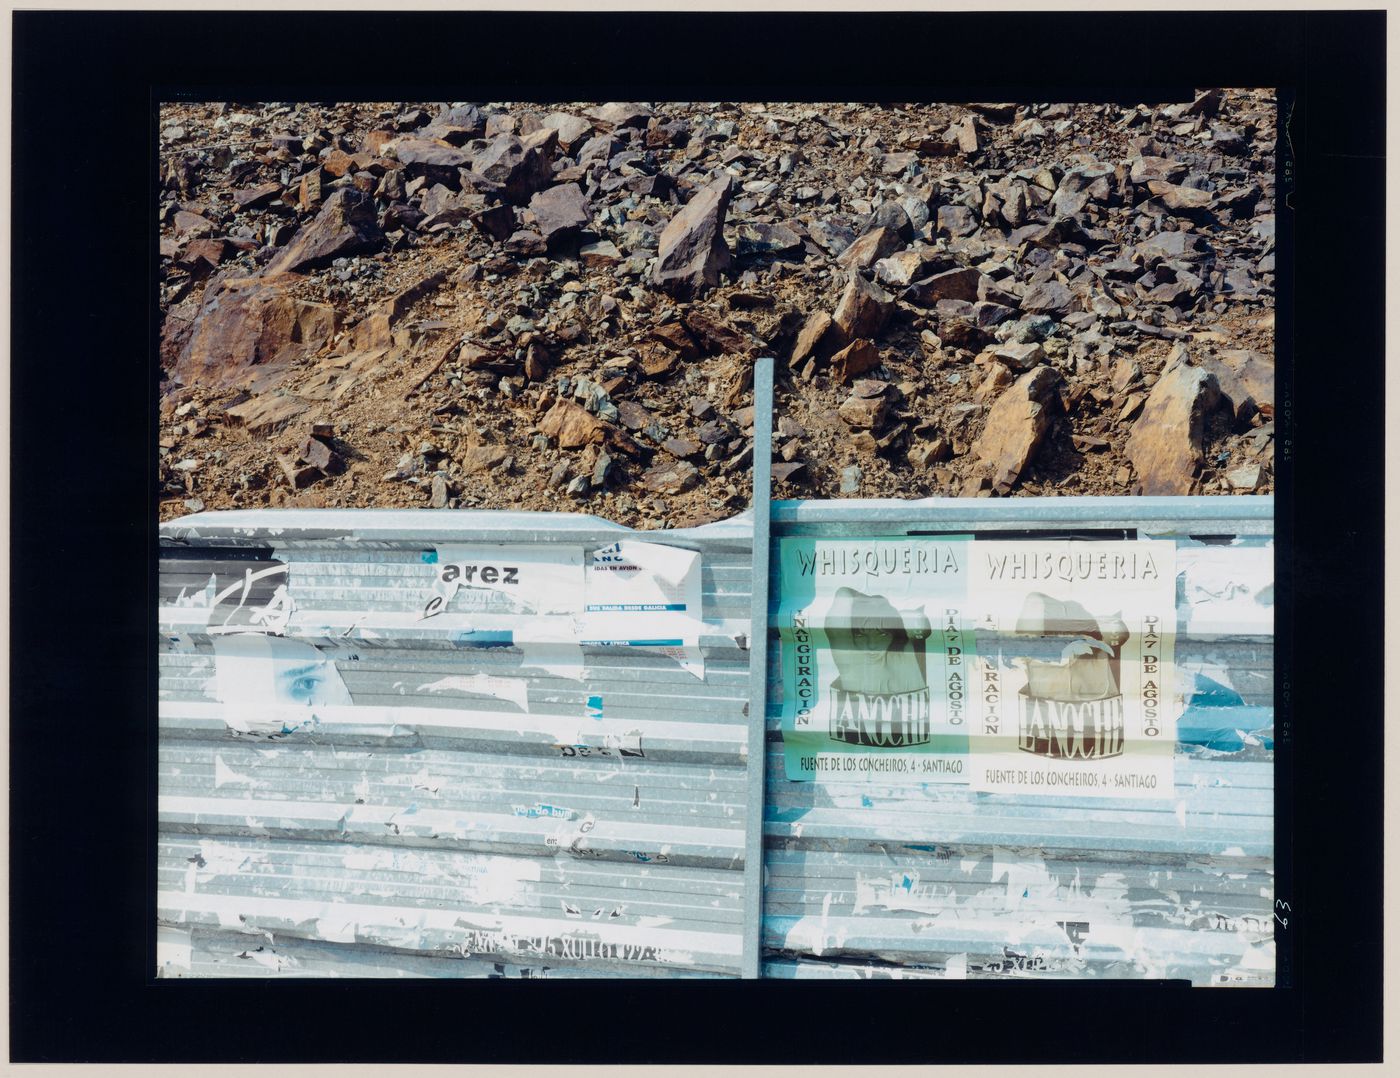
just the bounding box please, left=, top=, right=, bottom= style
left=764, top=496, right=1274, bottom=985
left=159, top=509, right=758, bottom=978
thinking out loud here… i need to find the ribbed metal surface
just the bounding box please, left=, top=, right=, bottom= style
left=764, top=497, right=1275, bottom=985
left=159, top=509, right=756, bottom=978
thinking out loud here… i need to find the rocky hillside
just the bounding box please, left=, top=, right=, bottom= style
left=159, top=94, right=1276, bottom=526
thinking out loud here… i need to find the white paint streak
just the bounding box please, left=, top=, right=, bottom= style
left=420, top=674, right=529, bottom=711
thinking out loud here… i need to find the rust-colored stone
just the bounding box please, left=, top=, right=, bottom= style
left=1125, top=361, right=1222, bottom=495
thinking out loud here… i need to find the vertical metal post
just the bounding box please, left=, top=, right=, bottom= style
left=741, top=355, right=774, bottom=979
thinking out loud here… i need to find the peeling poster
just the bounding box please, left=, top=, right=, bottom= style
left=777, top=537, right=1180, bottom=797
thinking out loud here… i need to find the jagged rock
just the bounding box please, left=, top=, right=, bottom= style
left=587, top=102, right=653, bottom=132
left=874, top=249, right=927, bottom=289
left=830, top=339, right=881, bottom=383
left=641, top=459, right=699, bottom=494
left=833, top=274, right=894, bottom=341
left=790, top=311, right=835, bottom=367
left=653, top=174, right=733, bottom=297
left=528, top=183, right=591, bottom=245
left=173, top=273, right=338, bottom=386
left=233, top=182, right=282, bottom=209
left=1146, top=180, right=1215, bottom=212
left=579, top=240, right=622, bottom=268
left=990, top=341, right=1045, bottom=371
left=538, top=399, right=611, bottom=448
left=266, top=189, right=384, bottom=274
left=1021, top=279, right=1074, bottom=315
left=837, top=381, right=891, bottom=429
left=908, top=266, right=982, bottom=304
left=461, top=443, right=510, bottom=474
left=973, top=366, right=1062, bottom=493
left=539, top=111, right=592, bottom=151
left=473, top=130, right=557, bottom=204
left=1125, top=361, right=1222, bottom=495
left=683, top=308, right=751, bottom=355
left=835, top=226, right=902, bottom=270
left=730, top=222, right=798, bottom=259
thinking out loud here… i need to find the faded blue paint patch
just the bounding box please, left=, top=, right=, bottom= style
left=586, top=695, right=604, bottom=720
left=1179, top=673, right=1274, bottom=751
left=454, top=630, right=514, bottom=648
left=421, top=551, right=438, bottom=564
left=860, top=794, right=874, bottom=808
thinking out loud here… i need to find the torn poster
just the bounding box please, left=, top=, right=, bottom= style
left=968, top=540, right=1178, bottom=798
left=419, top=673, right=530, bottom=711
left=777, top=537, right=972, bottom=782
left=211, top=633, right=353, bottom=733
left=579, top=541, right=707, bottom=678
left=776, top=537, right=1183, bottom=797
left=423, top=544, right=585, bottom=621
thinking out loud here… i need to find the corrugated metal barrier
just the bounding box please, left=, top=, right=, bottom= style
left=158, top=508, right=761, bottom=978
left=763, top=495, right=1275, bottom=985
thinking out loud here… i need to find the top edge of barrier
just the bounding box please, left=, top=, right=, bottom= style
left=160, top=507, right=757, bottom=546
left=770, top=495, right=1274, bottom=534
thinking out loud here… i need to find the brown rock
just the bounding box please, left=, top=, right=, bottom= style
left=833, top=274, right=894, bottom=341
left=233, top=182, right=282, bottom=209
left=973, top=366, right=1062, bottom=493
left=528, top=182, right=591, bottom=244
left=538, top=399, right=610, bottom=448
left=1146, top=180, right=1215, bottom=212
left=579, top=240, right=622, bottom=268
left=662, top=437, right=701, bottom=459
left=990, top=342, right=1045, bottom=371
left=641, top=459, right=700, bottom=494
left=586, top=102, right=653, bottom=132
left=265, top=189, right=385, bottom=275
left=830, top=339, right=881, bottom=383
left=653, top=174, right=733, bottom=298
left=639, top=344, right=682, bottom=378
left=461, top=443, right=511, bottom=475
left=945, top=114, right=980, bottom=154
left=1199, top=348, right=1274, bottom=423
left=277, top=454, right=322, bottom=490
left=298, top=168, right=325, bottom=211
left=524, top=340, right=553, bottom=382
left=838, top=385, right=892, bottom=429
left=540, top=112, right=593, bottom=151
left=470, top=204, right=516, bottom=242
left=1021, top=279, right=1074, bottom=315
left=908, top=266, right=982, bottom=304
left=224, top=392, right=311, bottom=435
left=391, top=137, right=473, bottom=172
left=834, top=226, right=902, bottom=270
left=683, top=308, right=752, bottom=355
left=1125, top=361, right=1223, bottom=495
left=173, top=274, right=338, bottom=386
left=473, top=130, right=557, bottom=205
left=181, top=237, right=231, bottom=269
left=173, top=210, right=213, bottom=236
left=615, top=400, right=653, bottom=431
left=297, top=434, right=338, bottom=472
left=873, top=249, right=927, bottom=288
left=790, top=310, right=835, bottom=367
left=650, top=322, right=700, bottom=359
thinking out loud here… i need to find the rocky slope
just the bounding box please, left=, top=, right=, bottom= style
left=159, top=93, right=1276, bottom=526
